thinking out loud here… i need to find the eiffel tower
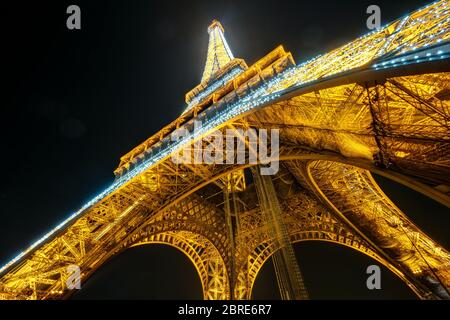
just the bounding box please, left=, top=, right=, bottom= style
left=1, top=0, right=450, bottom=300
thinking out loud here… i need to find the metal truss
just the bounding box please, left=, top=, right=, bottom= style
left=245, top=72, right=450, bottom=205
left=130, top=231, right=229, bottom=300
left=1, top=0, right=449, bottom=300
left=306, top=160, right=450, bottom=299
left=233, top=173, right=386, bottom=299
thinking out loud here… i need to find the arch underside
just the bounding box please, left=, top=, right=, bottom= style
left=130, top=231, right=229, bottom=300
left=1, top=71, right=448, bottom=300
left=305, top=160, right=450, bottom=299
left=233, top=187, right=392, bottom=299
left=110, top=191, right=233, bottom=300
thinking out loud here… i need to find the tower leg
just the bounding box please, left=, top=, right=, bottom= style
left=223, top=172, right=245, bottom=299
left=252, top=167, right=309, bottom=300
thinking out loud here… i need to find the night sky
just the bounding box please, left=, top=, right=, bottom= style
left=1, top=0, right=448, bottom=300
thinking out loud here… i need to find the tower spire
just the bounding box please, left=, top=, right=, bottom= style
left=201, top=20, right=234, bottom=82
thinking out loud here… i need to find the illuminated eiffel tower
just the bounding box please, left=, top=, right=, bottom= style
left=1, top=0, right=450, bottom=300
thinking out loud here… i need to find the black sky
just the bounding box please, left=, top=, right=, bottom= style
left=0, top=0, right=448, bottom=299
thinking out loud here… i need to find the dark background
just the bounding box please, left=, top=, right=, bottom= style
left=0, top=0, right=448, bottom=299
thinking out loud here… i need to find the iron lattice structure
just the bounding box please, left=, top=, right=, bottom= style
left=1, top=0, right=450, bottom=300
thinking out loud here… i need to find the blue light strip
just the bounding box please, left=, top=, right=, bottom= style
left=183, top=67, right=244, bottom=114
left=373, top=42, right=450, bottom=70
left=1, top=0, right=448, bottom=276
left=0, top=65, right=288, bottom=275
